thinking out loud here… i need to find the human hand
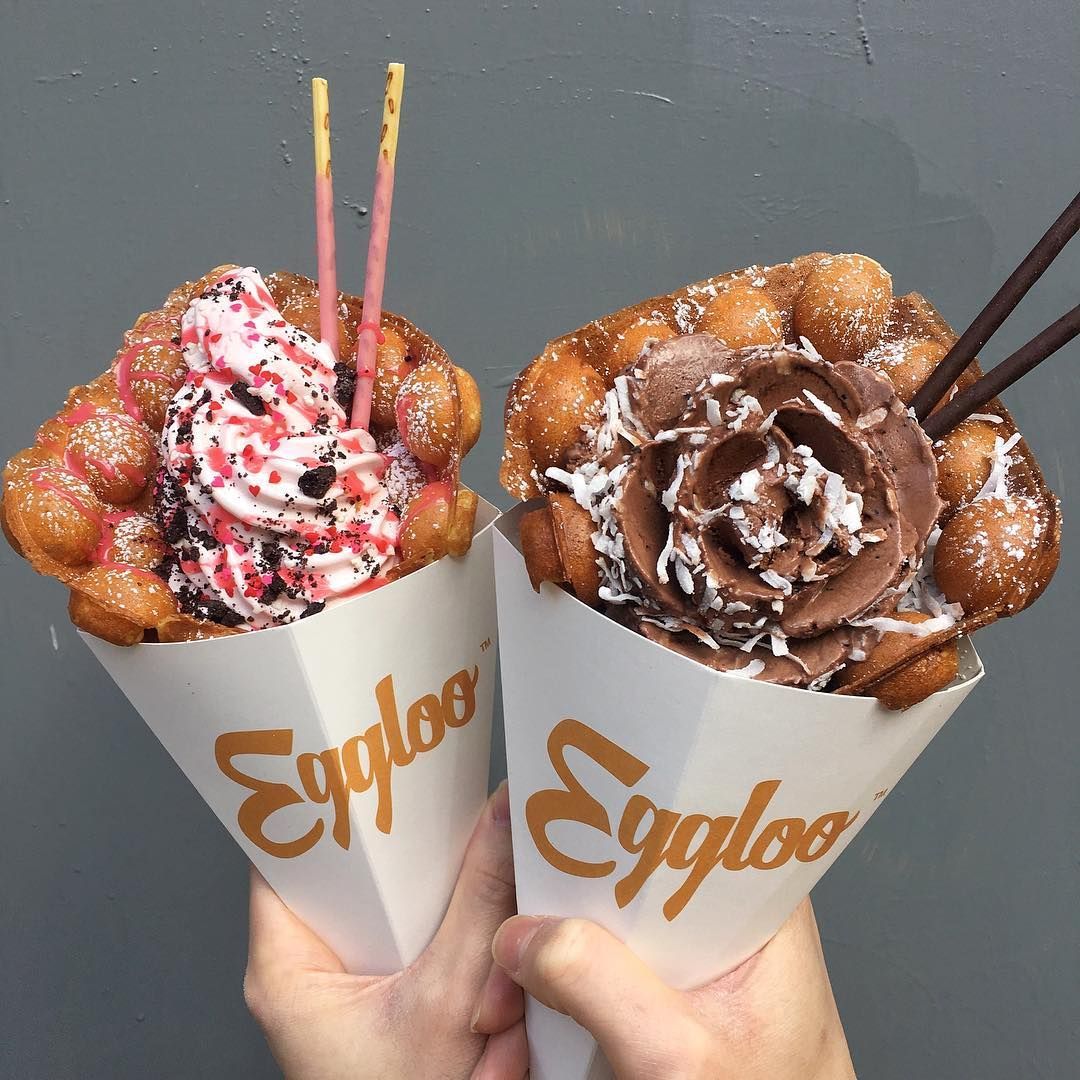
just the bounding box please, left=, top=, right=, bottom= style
left=244, top=782, right=525, bottom=1080
left=474, top=897, right=856, bottom=1080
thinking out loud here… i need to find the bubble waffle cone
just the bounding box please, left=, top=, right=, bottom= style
left=2, top=267, right=482, bottom=644
left=3, top=265, right=500, bottom=977
left=501, top=253, right=1062, bottom=708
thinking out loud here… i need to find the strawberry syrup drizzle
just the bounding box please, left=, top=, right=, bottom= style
left=92, top=510, right=138, bottom=563
left=114, top=338, right=181, bottom=423
left=394, top=392, right=415, bottom=443
left=400, top=479, right=452, bottom=533
left=29, top=471, right=105, bottom=529
left=64, top=402, right=104, bottom=425
left=62, top=427, right=154, bottom=488
left=265, top=331, right=330, bottom=379
left=38, top=399, right=158, bottom=492
left=64, top=449, right=119, bottom=482
left=332, top=575, right=390, bottom=601
left=26, top=326, right=179, bottom=585
left=28, top=474, right=163, bottom=583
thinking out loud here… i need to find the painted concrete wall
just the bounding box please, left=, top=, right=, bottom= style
left=2, top=2, right=1077, bottom=1076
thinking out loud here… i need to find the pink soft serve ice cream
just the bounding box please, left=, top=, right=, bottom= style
left=157, top=267, right=400, bottom=628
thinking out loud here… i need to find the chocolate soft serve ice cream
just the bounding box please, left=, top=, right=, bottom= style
left=547, top=335, right=944, bottom=686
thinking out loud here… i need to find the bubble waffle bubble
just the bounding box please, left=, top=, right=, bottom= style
left=503, top=252, right=1061, bottom=707
left=2, top=267, right=481, bottom=645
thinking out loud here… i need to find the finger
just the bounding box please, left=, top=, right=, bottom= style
left=469, top=1021, right=529, bottom=1080
left=427, top=781, right=516, bottom=982
left=471, top=962, right=526, bottom=1035
left=247, top=865, right=344, bottom=984
left=493, top=916, right=706, bottom=1077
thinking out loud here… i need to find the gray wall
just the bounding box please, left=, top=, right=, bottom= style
left=2, top=2, right=1077, bottom=1077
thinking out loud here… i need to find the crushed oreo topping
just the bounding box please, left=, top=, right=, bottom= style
left=230, top=380, right=267, bottom=416
left=298, top=464, right=338, bottom=499
left=333, top=361, right=356, bottom=416
left=260, top=541, right=284, bottom=569
left=193, top=597, right=246, bottom=628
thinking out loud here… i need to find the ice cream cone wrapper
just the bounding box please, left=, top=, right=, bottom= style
left=82, top=498, right=501, bottom=975
left=494, top=502, right=983, bottom=1080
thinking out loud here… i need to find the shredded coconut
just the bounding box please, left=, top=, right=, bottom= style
left=855, top=613, right=957, bottom=636
left=803, top=389, right=843, bottom=427
left=726, top=392, right=762, bottom=432
left=656, top=523, right=675, bottom=584
left=973, top=431, right=1022, bottom=504
left=729, top=469, right=762, bottom=504
left=726, top=659, right=766, bottom=679
left=759, top=569, right=793, bottom=595
left=662, top=455, right=688, bottom=512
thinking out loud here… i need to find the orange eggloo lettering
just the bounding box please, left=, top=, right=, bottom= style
left=215, top=665, right=480, bottom=857
left=526, top=718, right=650, bottom=879
left=614, top=794, right=681, bottom=907
left=376, top=674, right=417, bottom=769
left=796, top=811, right=859, bottom=862
left=525, top=718, right=861, bottom=921
left=297, top=746, right=351, bottom=849
left=215, top=729, right=324, bottom=859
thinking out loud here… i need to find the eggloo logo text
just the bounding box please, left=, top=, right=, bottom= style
left=213, top=665, right=480, bottom=858
left=527, top=719, right=861, bottom=921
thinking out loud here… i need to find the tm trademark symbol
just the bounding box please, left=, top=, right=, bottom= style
left=480, top=637, right=492, bottom=652
left=873, top=788, right=889, bottom=801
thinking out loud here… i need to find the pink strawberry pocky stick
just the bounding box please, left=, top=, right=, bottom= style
left=312, top=77, right=340, bottom=358
left=351, top=62, right=405, bottom=431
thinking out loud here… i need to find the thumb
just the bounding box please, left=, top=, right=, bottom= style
left=244, top=866, right=346, bottom=1037
left=492, top=916, right=708, bottom=1078
left=247, top=865, right=344, bottom=981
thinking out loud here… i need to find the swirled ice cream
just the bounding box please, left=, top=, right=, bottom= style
left=548, top=335, right=946, bottom=686
left=156, top=267, right=399, bottom=629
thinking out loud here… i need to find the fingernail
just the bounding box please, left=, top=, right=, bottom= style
left=492, top=915, right=545, bottom=974
left=470, top=962, right=503, bottom=1034
left=490, top=780, right=511, bottom=826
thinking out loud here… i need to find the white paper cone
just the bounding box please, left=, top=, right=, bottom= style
left=83, top=498, right=500, bottom=975
left=494, top=502, right=983, bottom=1080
